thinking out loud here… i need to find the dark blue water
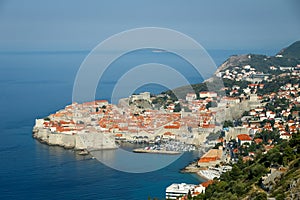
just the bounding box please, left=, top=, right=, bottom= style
left=0, top=49, right=276, bottom=199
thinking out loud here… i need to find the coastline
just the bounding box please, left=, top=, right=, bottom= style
left=180, top=159, right=209, bottom=181
left=195, top=171, right=211, bottom=181
left=180, top=160, right=200, bottom=173
left=32, top=127, right=118, bottom=154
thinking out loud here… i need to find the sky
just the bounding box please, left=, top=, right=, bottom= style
left=0, top=0, right=299, bottom=51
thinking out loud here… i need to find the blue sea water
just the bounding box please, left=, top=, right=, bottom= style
left=0, top=49, right=277, bottom=199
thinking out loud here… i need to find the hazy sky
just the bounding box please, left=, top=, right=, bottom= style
left=0, top=0, right=299, bottom=51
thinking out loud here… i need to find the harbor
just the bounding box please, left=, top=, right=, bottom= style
left=132, top=140, right=197, bottom=155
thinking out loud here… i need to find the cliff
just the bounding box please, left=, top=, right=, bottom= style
left=33, top=126, right=117, bottom=151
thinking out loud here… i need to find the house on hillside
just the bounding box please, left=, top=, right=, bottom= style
left=237, top=134, right=252, bottom=145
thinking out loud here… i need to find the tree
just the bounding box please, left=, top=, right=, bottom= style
left=206, top=101, right=212, bottom=109
left=43, top=117, right=50, bottom=121
left=213, top=142, right=223, bottom=149
left=187, top=190, right=192, bottom=199
left=230, top=165, right=243, bottom=179
left=223, top=120, right=234, bottom=128
left=252, top=192, right=267, bottom=200
left=174, top=103, right=181, bottom=112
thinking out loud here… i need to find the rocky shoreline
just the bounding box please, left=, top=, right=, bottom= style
left=180, top=160, right=212, bottom=181
left=180, top=161, right=201, bottom=173
left=32, top=125, right=117, bottom=154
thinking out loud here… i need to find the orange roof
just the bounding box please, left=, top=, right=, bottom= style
left=254, top=138, right=263, bottom=144
left=199, top=91, right=217, bottom=94
left=237, top=134, right=252, bottom=141
left=264, top=145, right=274, bottom=150
left=82, top=101, right=96, bottom=106
left=199, top=157, right=218, bottom=162
left=95, top=100, right=108, bottom=103
left=248, top=84, right=258, bottom=87
left=163, top=132, right=174, bottom=136
left=56, top=126, right=73, bottom=132
left=243, top=156, right=252, bottom=162
left=164, top=125, right=180, bottom=129
left=59, top=120, right=75, bottom=125
left=281, top=132, right=292, bottom=136
left=201, top=180, right=214, bottom=188
left=52, top=113, right=64, bottom=117
left=201, top=124, right=215, bottom=128
left=198, top=149, right=223, bottom=163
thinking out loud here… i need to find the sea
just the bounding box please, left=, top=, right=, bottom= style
left=0, top=48, right=277, bottom=200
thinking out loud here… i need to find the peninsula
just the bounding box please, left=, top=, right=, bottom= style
left=33, top=87, right=256, bottom=154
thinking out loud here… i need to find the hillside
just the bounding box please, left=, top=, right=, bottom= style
left=278, top=40, right=300, bottom=59
left=216, top=41, right=300, bottom=74
left=193, top=131, right=300, bottom=200
left=156, top=41, right=300, bottom=105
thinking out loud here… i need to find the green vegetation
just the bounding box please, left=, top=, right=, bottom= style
left=223, top=79, right=250, bottom=89
left=255, top=129, right=280, bottom=145
left=206, top=131, right=221, bottom=141
left=174, top=103, right=181, bottom=112
left=224, top=54, right=299, bottom=75
left=156, top=41, right=300, bottom=103
left=152, top=95, right=168, bottom=106
left=43, top=117, right=50, bottom=121
left=279, top=41, right=300, bottom=59
left=258, top=75, right=300, bottom=95
left=164, top=82, right=208, bottom=100
left=152, top=41, right=300, bottom=200
left=191, top=131, right=300, bottom=200
left=220, top=41, right=300, bottom=75
left=223, top=120, right=233, bottom=128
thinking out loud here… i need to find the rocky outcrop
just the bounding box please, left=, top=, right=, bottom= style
left=33, top=128, right=77, bottom=149
left=215, top=54, right=250, bottom=74
left=33, top=127, right=117, bottom=150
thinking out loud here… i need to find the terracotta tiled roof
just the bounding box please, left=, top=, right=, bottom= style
left=201, top=180, right=214, bottom=188
left=237, top=134, right=252, bottom=141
